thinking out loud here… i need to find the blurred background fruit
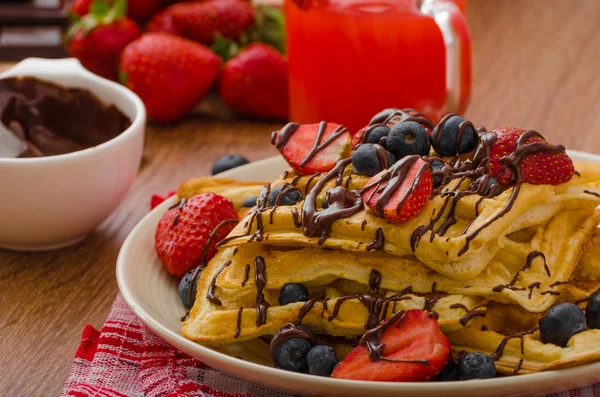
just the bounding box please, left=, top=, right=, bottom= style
left=63, top=0, right=288, bottom=123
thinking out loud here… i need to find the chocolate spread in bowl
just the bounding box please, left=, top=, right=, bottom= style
left=0, top=77, right=131, bottom=158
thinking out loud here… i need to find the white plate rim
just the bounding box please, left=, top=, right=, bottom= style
left=116, top=149, right=600, bottom=396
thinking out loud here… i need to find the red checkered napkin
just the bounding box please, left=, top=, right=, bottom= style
left=62, top=294, right=598, bottom=397
left=62, top=294, right=293, bottom=397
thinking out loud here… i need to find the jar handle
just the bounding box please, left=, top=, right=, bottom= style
left=421, top=0, right=472, bottom=115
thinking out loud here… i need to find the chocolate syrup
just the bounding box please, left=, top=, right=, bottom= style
left=235, top=308, right=243, bottom=339
left=242, top=264, right=250, bottom=287
left=254, top=256, right=271, bottom=327
left=584, top=190, right=600, bottom=197
left=206, top=261, right=232, bottom=305
left=366, top=227, right=385, bottom=251
left=217, top=184, right=271, bottom=246
left=527, top=282, right=541, bottom=299
left=302, top=158, right=363, bottom=242
left=492, top=251, right=547, bottom=293
left=513, top=358, right=524, bottom=375
left=291, top=207, right=302, bottom=228
left=361, top=220, right=367, bottom=231
left=549, top=280, right=569, bottom=288
left=541, top=290, right=560, bottom=296
left=481, top=325, right=489, bottom=331
left=489, top=327, right=539, bottom=361
left=172, top=197, right=188, bottom=226
left=269, top=184, right=303, bottom=224
left=449, top=303, right=486, bottom=326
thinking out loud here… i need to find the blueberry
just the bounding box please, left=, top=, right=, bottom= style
left=431, top=159, right=446, bottom=187
left=473, top=177, right=502, bottom=197
left=435, top=366, right=459, bottom=381
left=351, top=144, right=396, bottom=176
left=370, top=108, right=399, bottom=125
left=458, top=352, right=496, bottom=380
left=178, top=269, right=200, bottom=308
left=241, top=196, right=257, bottom=208
left=539, top=303, right=586, bottom=347
left=431, top=115, right=477, bottom=157
left=386, top=121, right=430, bottom=160
left=586, top=292, right=600, bottom=329
left=273, top=338, right=312, bottom=372
left=365, top=125, right=390, bottom=145
left=268, top=185, right=303, bottom=207
left=212, top=155, right=249, bottom=175
left=279, top=283, right=309, bottom=305
left=306, top=345, right=338, bottom=377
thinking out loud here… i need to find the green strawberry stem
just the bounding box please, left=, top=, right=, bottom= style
left=65, top=0, right=126, bottom=43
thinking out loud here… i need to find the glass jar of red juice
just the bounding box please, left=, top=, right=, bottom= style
left=285, top=0, right=471, bottom=133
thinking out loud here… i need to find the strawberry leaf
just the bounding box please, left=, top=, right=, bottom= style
left=211, top=33, right=240, bottom=61
left=257, top=5, right=286, bottom=53
left=90, top=1, right=110, bottom=20
left=104, top=0, right=127, bottom=23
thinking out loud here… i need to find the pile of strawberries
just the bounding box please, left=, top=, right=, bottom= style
left=66, top=0, right=288, bottom=123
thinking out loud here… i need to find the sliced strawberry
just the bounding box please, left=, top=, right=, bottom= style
left=273, top=122, right=351, bottom=175
left=332, top=310, right=450, bottom=382
left=362, top=158, right=432, bottom=223
left=489, top=126, right=574, bottom=186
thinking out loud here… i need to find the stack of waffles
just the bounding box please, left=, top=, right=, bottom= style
left=180, top=114, right=600, bottom=376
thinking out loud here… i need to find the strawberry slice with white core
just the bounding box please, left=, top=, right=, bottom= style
left=362, top=157, right=432, bottom=223
left=273, top=122, right=351, bottom=175
left=332, top=310, right=450, bottom=382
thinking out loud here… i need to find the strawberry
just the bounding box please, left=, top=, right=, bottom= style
left=150, top=190, right=177, bottom=210
left=146, top=9, right=181, bottom=36
left=66, top=0, right=141, bottom=81
left=362, top=158, right=432, bottom=223
left=489, top=127, right=574, bottom=185
left=119, top=33, right=221, bottom=123
left=169, top=0, right=254, bottom=45
left=272, top=122, right=352, bottom=175
left=127, top=0, right=165, bottom=22
left=69, top=0, right=94, bottom=19
left=332, top=310, right=450, bottom=381
left=155, top=193, right=238, bottom=278
left=218, top=43, right=289, bottom=120
left=69, top=0, right=164, bottom=21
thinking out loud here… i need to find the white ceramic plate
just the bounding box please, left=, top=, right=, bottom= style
left=117, top=151, right=600, bottom=397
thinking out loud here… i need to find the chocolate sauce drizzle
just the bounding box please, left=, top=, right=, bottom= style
left=449, top=303, right=486, bottom=326
left=206, top=261, right=232, bottom=305
left=171, top=197, right=188, bottom=226
left=241, top=264, right=250, bottom=287
left=254, top=256, right=271, bottom=327
left=217, top=184, right=271, bottom=247
left=492, top=251, right=548, bottom=293
left=584, top=190, right=600, bottom=198
left=359, top=310, right=429, bottom=365
left=302, top=158, right=363, bottom=243
left=489, top=327, right=539, bottom=361
left=235, top=308, right=243, bottom=339
left=366, top=227, right=385, bottom=251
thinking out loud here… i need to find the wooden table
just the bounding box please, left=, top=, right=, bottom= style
left=2, top=0, right=600, bottom=395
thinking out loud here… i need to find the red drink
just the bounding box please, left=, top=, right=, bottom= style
left=285, top=0, right=471, bottom=133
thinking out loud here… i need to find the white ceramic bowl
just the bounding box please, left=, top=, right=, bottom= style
left=118, top=152, right=600, bottom=397
left=0, top=58, right=146, bottom=251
